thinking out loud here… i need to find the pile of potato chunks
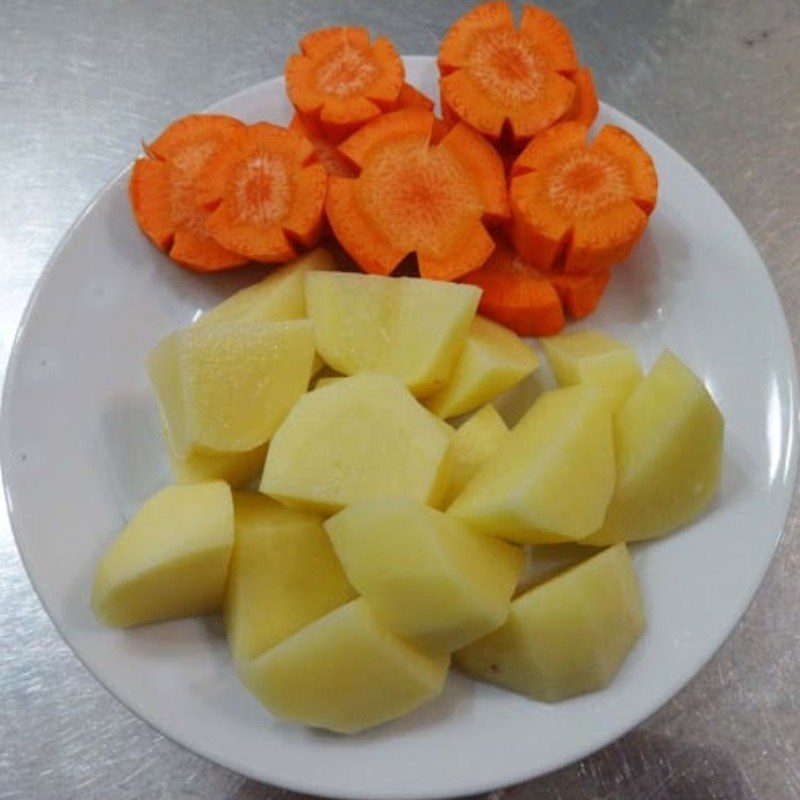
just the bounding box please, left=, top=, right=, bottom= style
left=91, top=249, right=724, bottom=733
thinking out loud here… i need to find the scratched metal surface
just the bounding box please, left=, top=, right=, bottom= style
left=0, top=1, right=798, bottom=798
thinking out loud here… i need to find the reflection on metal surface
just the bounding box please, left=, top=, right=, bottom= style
left=1, top=1, right=799, bottom=799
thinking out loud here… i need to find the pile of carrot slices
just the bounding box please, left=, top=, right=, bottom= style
left=129, top=2, right=658, bottom=334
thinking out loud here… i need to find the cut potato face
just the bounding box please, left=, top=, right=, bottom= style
left=225, top=493, right=355, bottom=663
left=163, top=426, right=266, bottom=488
left=91, top=482, right=233, bottom=628
left=448, top=385, right=615, bottom=543
left=148, top=319, right=315, bottom=456
left=260, top=374, right=453, bottom=514
left=240, top=598, right=450, bottom=733
left=542, top=330, right=642, bottom=412
left=446, top=404, right=509, bottom=505
left=425, top=316, right=539, bottom=418
left=326, top=497, right=524, bottom=652
left=194, top=248, right=335, bottom=328
left=306, top=272, right=480, bottom=397
left=583, top=350, right=724, bottom=545
left=455, top=544, right=644, bottom=702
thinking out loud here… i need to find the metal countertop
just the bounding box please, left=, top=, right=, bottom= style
left=1, top=2, right=798, bottom=798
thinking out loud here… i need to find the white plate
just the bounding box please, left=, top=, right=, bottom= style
left=2, top=57, right=797, bottom=800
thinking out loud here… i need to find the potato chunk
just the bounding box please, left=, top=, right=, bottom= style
left=148, top=319, right=315, bottom=455
left=445, top=404, right=509, bottom=506
left=449, top=386, right=615, bottom=543
left=241, top=598, right=450, bottom=733
left=425, top=315, right=539, bottom=418
left=456, top=544, right=644, bottom=701
left=92, top=482, right=233, bottom=627
left=225, top=493, right=355, bottom=662
left=542, top=329, right=642, bottom=412
left=583, top=350, right=724, bottom=545
left=260, top=374, right=452, bottom=514
left=306, top=271, right=480, bottom=397
left=326, top=497, right=523, bottom=651
left=194, top=248, right=335, bottom=328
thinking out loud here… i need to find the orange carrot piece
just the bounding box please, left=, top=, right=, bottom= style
left=548, top=268, right=611, bottom=318
left=461, top=243, right=564, bottom=336
left=195, top=122, right=328, bottom=263
left=438, top=2, right=583, bottom=144
left=563, top=66, right=599, bottom=128
left=510, top=121, right=658, bottom=273
left=285, top=26, right=404, bottom=143
left=431, top=116, right=454, bottom=145
left=394, top=83, right=435, bottom=112
left=327, top=108, right=508, bottom=281
left=289, top=112, right=355, bottom=177
left=518, top=5, right=579, bottom=73
left=288, top=84, right=435, bottom=174
left=592, top=125, right=658, bottom=214
left=129, top=114, right=249, bottom=272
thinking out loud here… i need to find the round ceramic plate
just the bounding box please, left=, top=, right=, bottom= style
left=2, top=57, right=797, bottom=800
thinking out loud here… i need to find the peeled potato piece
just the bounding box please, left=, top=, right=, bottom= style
left=583, top=350, right=724, bottom=545
left=542, top=329, right=642, bottom=412
left=425, top=315, right=539, bottom=419
left=260, top=374, right=453, bottom=514
left=456, top=544, right=644, bottom=701
left=92, top=482, right=234, bottom=628
left=225, top=492, right=355, bottom=663
left=445, top=404, right=509, bottom=506
left=449, top=385, right=615, bottom=543
left=326, top=496, right=524, bottom=651
left=305, top=271, right=480, bottom=397
left=148, top=319, right=315, bottom=456
left=240, top=598, right=450, bottom=733
left=193, top=247, right=335, bottom=328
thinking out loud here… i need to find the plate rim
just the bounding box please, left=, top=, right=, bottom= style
left=2, top=56, right=798, bottom=800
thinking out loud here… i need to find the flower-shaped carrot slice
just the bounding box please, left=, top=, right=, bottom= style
left=462, top=242, right=564, bottom=336
left=438, top=2, right=582, bottom=144
left=286, top=26, right=405, bottom=143
left=196, top=123, right=328, bottom=263
left=326, top=108, right=509, bottom=281
left=563, top=66, right=599, bottom=128
left=510, top=121, right=658, bottom=273
left=129, top=114, right=249, bottom=271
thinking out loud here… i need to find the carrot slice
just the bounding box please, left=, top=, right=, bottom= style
left=563, top=66, right=599, bottom=128
left=289, top=112, right=355, bottom=177
left=285, top=26, right=404, bottom=143
left=510, top=121, right=657, bottom=272
left=593, top=125, right=658, bottom=214
left=461, top=243, right=564, bottom=336
left=438, top=2, right=582, bottom=144
left=395, top=83, right=435, bottom=112
left=548, top=269, right=611, bottom=318
left=129, top=114, right=249, bottom=271
left=195, top=122, right=328, bottom=263
left=327, top=108, right=508, bottom=281
left=518, top=5, right=579, bottom=73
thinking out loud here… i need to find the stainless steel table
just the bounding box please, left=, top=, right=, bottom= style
left=1, top=2, right=798, bottom=798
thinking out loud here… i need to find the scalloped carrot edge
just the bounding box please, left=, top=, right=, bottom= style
left=438, top=2, right=581, bottom=144
left=461, top=242, right=565, bottom=336
left=327, top=108, right=509, bottom=281
left=195, top=122, right=328, bottom=264
left=129, top=114, right=250, bottom=272
left=510, top=121, right=657, bottom=272
left=285, top=26, right=405, bottom=143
